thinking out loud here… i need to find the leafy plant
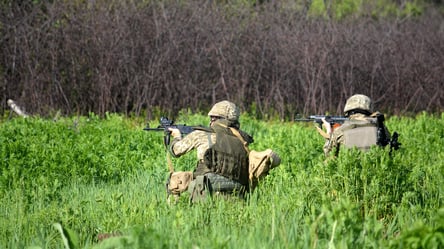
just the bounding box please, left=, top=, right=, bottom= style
left=0, top=113, right=442, bottom=248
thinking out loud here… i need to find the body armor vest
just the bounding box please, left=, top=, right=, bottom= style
left=194, top=125, right=249, bottom=186
left=342, top=119, right=378, bottom=151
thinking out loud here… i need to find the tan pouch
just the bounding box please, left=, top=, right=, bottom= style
left=167, top=171, right=193, bottom=195
left=249, top=149, right=281, bottom=188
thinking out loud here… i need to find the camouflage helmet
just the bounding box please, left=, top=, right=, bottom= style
left=208, top=100, right=240, bottom=121
left=344, top=94, right=373, bottom=114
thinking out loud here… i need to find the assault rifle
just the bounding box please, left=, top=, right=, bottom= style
left=295, top=115, right=348, bottom=128
left=143, top=117, right=203, bottom=146
left=374, top=113, right=401, bottom=154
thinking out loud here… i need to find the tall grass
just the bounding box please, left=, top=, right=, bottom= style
left=0, top=112, right=443, bottom=248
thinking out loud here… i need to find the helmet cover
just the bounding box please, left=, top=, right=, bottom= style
left=344, top=94, right=373, bottom=114
left=208, top=100, right=240, bottom=121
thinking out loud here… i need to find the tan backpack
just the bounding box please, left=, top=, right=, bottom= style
left=229, top=127, right=281, bottom=190
left=248, top=149, right=281, bottom=189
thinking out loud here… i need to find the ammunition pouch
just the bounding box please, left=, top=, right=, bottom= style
left=166, top=171, right=193, bottom=195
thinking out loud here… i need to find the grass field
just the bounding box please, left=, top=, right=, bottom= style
left=1, top=112, right=443, bottom=249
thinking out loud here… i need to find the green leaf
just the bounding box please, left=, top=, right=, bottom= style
left=53, top=223, right=80, bottom=249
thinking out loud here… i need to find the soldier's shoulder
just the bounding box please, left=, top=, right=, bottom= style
left=186, top=127, right=214, bottom=138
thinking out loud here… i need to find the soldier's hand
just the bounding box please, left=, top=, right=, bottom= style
left=316, top=126, right=330, bottom=139
left=168, top=128, right=181, bottom=139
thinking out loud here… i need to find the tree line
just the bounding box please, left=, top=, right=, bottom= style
left=1, top=0, right=443, bottom=120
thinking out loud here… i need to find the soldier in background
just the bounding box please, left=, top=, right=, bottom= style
left=168, top=100, right=253, bottom=202
left=322, top=94, right=392, bottom=157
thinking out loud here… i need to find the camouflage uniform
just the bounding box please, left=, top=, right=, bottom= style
left=169, top=101, right=253, bottom=200
left=323, top=113, right=391, bottom=157
left=323, top=94, right=391, bottom=157
left=170, top=129, right=215, bottom=162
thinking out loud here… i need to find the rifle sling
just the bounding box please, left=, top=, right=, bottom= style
left=166, top=151, right=174, bottom=173
left=229, top=127, right=250, bottom=153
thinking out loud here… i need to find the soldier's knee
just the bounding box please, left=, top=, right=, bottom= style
left=188, top=175, right=212, bottom=203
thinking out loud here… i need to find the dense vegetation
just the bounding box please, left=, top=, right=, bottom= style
left=1, top=1, right=443, bottom=248
left=1, top=113, right=443, bottom=248
left=1, top=0, right=444, bottom=119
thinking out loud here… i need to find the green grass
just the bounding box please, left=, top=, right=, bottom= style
left=0, top=112, right=443, bottom=248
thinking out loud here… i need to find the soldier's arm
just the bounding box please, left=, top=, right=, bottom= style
left=169, top=130, right=209, bottom=157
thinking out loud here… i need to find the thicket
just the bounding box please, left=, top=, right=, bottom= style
left=1, top=0, right=444, bottom=119
left=1, top=113, right=443, bottom=248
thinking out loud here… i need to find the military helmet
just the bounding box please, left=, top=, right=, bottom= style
left=208, top=100, right=240, bottom=121
left=344, top=94, right=373, bottom=114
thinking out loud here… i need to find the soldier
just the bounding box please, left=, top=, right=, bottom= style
left=168, top=100, right=253, bottom=202
left=322, top=94, right=392, bottom=157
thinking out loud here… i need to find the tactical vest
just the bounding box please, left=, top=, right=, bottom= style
left=194, top=125, right=249, bottom=187
left=341, top=119, right=378, bottom=151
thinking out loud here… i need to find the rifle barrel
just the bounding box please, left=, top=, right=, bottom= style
left=143, top=127, right=165, bottom=131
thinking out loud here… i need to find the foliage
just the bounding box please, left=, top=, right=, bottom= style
left=0, top=113, right=158, bottom=197
left=0, top=113, right=443, bottom=248
left=388, top=208, right=444, bottom=249
left=308, top=0, right=427, bottom=19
